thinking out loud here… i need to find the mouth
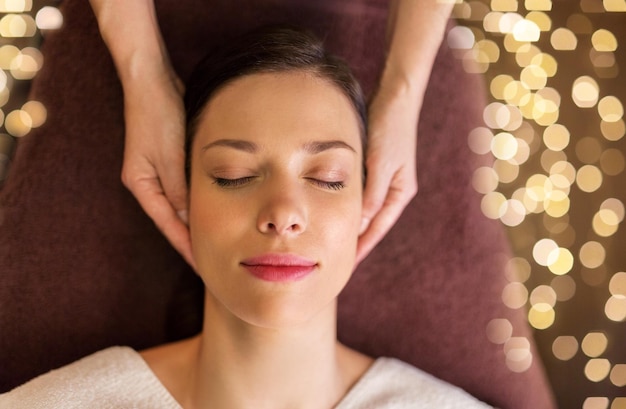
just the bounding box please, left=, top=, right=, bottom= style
left=240, top=253, right=317, bottom=282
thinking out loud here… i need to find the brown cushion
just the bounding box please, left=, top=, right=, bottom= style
left=0, top=1, right=555, bottom=407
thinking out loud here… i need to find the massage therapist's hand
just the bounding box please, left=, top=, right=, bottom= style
left=356, top=80, right=420, bottom=264
left=121, top=65, right=195, bottom=268
left=90, top=0, right=195, bottom=267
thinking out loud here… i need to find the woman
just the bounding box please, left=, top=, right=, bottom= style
left=0, top=27, right=490, bottom=408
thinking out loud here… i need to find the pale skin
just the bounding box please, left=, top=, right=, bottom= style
left=141, top=71, right=373, bottom=408
left=88, top=0, right=454, bottom=266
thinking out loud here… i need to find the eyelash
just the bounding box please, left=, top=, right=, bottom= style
left=212, top=177, right=345, bottom=190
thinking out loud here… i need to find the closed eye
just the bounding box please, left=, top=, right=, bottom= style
left=213, top=176, right=256, bottom=188
left=307, top=178, right=345, bottom=191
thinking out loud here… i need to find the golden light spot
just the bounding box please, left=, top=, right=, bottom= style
left=0, top=44, right=19, bottom=70
left=483, top=102, right=507, bottom=129
left=525, top=0, right=552, bottom=10
left=10, top=52, right=39, bottom=80
left=472, top=166, right=499, bottom=194
left=475, top=39, right=500, bottom=63
left=582, top=332, right=608, bottom=357
left=533, top=238, right=558, bottom=266
left=502, top=281, right=529, bottom=309
left=452, top=2, right=471, bottom=19
left=610, top=364, right=626, bottom=387
left=0, top=14, right=36, bottom=37
left=547, top=246, right=574, bottom=275
left=504, top=337, right=532, bottom=372
left=549, top=173, right=572, bottom=191
left=579, top=241, right=606, bottom=269
left=5, top=109, right=31, bottom=137
left=491, top=0, right=518, bottom=11
left=600, top=149, right=625, bottom=175
left=498, top=12, right=523, bottom=34
left=21, top=100, right=46, bottom=128
left=550, top=160, right=577, bottom=184
left=511, top=137, right=530, bottom=163
left=462, top=48, right=489, bottom=74
left=503, top=32, right=527, bottom=52
left=572, top=76, right=599, bottom=108
left=575, top=137, right=602, bottom=164
left=520, top=64, right=547, bottom=89
left=585, top=359, right=611, bottom=382
left=500, top=199, right=526, bottom=226
left=550, top=27, right=578, bottom=50
left=598, top=96, right=624, bottom=122
left=609, top=273, right=626, bottom=298
left=567, top=13, right=593, bottom=34
left=468, top=127, right=494, bottom=154
left=543, top=124, right=570, bottom=151
left=483, top=11, right=504, bottom=33
left=515, top=43, right=541, bottom=67
left=592, top=29, right=618, bottom=52
left=544, top=191, right=570, bottom=218
left=528, top=302, right=555, bottom=329
left=605, top=295, right=626, bottom=321
left=35, top=6, right=63, bottom=30
left=602, top=199, right=625, bottom=222
left=525, top=11, right=551, bottom=31
left=576, top=165, right=603, bottom=192
left=481, top=191, right=507, bottom=219
left=505, top=257, right=532, bottom=282
left=600, top=119, right=625, bottom=141
left=486, top=318, right=513, bottom=344
left=503, top=80, right=530, bottom=106
left=552, top=336, right=578, bottom=360
left=590, top=49, right=616, bottom=68
left=551, top=275, right=576, bottom=301
left=0, top=88, right=9, bottom=108
left=603, top=0, right=626, bottom=11
left=447, top=25, right=475, bottom=50
left=531, top=53, right=557, bottom=76
left=530, top=285, right=557, bottom=307
left=494, top=159, right=520, bottom=183
left=491, top=131, right=518, bottom=159
left=490, top=74, right=514, bottom=100
left=582, top=397, right=609, bottom=409
left=468, top=0, right=491, bottom=21
left=513, top=19, right=540, bottom=42
left=540, top=149, right=567, bottom=173
left=593, top=210, right=620, bottom=237
left=612, top=398, right=626, bottom=409
left=533, top=98, right=559, bottom=126
left=0, top=0, right=32, bottom=13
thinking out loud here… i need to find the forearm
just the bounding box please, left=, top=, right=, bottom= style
left=89, top=0, right=171, bottom=85
left=382, top=0, right=454, bottom=102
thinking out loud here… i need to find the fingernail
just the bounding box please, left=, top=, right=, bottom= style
left=177, top=210, right=189, bottom=224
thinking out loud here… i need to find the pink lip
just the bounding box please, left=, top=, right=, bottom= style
left=240, top=254, right=317, bottom=282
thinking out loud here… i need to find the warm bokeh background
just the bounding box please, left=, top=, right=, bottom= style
left=0, top=1, right=623, bottom=407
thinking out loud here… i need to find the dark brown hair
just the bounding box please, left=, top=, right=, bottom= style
left=184, top=25, right=367, bottom=178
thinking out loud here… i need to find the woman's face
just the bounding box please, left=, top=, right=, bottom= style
left=188, top=71, right=363, bottom=329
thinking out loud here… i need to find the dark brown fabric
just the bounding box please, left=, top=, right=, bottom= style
left=0, top=0, right=555, bottom=407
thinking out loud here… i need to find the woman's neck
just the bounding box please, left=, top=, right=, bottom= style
left=153, top=294, right=370, bottom=409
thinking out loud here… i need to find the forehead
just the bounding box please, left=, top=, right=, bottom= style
left=192, top=71, right=363, bottom=153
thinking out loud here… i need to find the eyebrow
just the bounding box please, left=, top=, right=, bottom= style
left=201, top=139, right=356, bottom=154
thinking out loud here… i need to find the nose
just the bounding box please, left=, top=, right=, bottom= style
left=257, top=180, right=307, bottom=236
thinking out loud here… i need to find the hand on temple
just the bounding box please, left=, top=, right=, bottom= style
left=356, top=83, right=420, bottom=263
left=120, top=65, right=195, bottom=268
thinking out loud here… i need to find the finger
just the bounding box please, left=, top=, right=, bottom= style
left=155, top=151, right=189, bottom=216
left=131, top=177, right=196, bottom=269
left=360, top=161, right=394, bottom=233
left=356, top=187, right=414, bottom=264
